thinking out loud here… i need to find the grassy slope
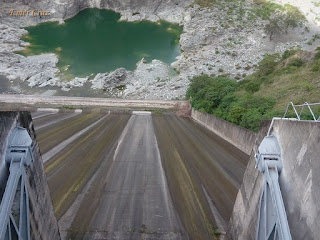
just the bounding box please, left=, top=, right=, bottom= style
left=256, top=62, right=320, bottom=109
left=187, top=48, right=320, bottom=132
left=241, top=49, right=320, bottom=114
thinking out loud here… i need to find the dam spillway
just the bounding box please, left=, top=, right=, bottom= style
left=31, top=109, right=248, bottom=239
left=1, top=108, right=320, bottom=239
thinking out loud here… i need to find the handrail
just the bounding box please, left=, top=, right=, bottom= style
left=283, top=102, right=320, bottom=121
left=0, top=127, right=34, bottom=240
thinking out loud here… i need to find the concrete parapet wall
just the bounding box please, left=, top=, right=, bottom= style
left=228, top=119, right=320, bottom=239
left=227, top=120, right=270, bottom=240
left=0, top=112, right=60, bottom=240
left=191, top=109, right=256, bottom=155
left=271, top=119, right=320, bottom=239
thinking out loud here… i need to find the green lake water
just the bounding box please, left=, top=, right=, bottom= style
left=19, top=8, right=182, bottom=79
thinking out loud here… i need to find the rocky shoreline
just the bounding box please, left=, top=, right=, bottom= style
left=0, top=0, right=320, bottom=99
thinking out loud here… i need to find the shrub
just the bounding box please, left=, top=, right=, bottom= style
left=315, top=50, right=320, bottom=60
left=251, top=2, right=284, bottom=20
left=186, top=75, right=238, bottom=113
left=253, top=0, right=266, bottom=4
left=282, top=49, right=298, bottom=59
left=245, top=81, right=260, bottom=93
left=214, top=229, right=222, bottom=237
left=287, top=57, right=304, bottom=67
left=283, top=4, right=306, bottom=32
left=264, top=11, right=286, bottom=40
left=260, top=3, right=305, bottom=39
left=256, top=53, right=280, bottom=76
left=195, top=0, right=216, bottom=7
left=187, top=74, right=276, bottom=131
left=228, top=106, right=247, bottom=125
left=311, top=65, right=320, bottom=72
left=240, top=109, right=263, bottom=131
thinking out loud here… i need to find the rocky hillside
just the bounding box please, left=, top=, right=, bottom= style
left=0, top=0, right=320, bottom=99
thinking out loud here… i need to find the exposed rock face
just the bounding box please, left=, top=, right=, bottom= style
left=0, top=52, right=59, bottom=86
left=90, top=60, right=186, bottom=100
left=58, top=77, right=88, bottom=91
left=0, top=0, right=320, bottom=99
left=124, top=59, right=182, bottom=100
left=0, top=0, right=191, bottom=26
left=91, top=68, right=129, bottom=90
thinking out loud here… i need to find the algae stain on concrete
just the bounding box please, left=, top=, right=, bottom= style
left=18, top=8, right=182, bottom=78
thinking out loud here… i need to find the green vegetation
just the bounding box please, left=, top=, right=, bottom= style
left=251, top=0, right=285, bottom=20
left=214, top=228, right=222, bottom=236
left=251, top=1, right=305, bottom=22
left=312, top=1, right=320, bottom=7
left=194, top=0, right=245, bottom=8
left=186, top=75, right=275, bottom=131
left=187, top=48, right=320, bottom=131
left=192, top=0, right=305, bottom=41
left=250, top=2, right=306, bottom=40
left=307, top=34, right=320, bottom=46
left=61, top=105, right=76, bottom=110
left=151, top=109, right=164, bottom=114
left=195, top=0, right=216, bottom=8
left=139, top=224, right=147, bottom=233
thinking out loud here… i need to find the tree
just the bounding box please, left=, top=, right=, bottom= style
left=284, top=4, right=306, bottom=33
left=264, top=10, right=286, bottom=40
left=228, top=106, right=247, bottom=125
left=264, top=5, right=305, bottom=40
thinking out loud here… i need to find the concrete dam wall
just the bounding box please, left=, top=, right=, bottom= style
left=191, top=109, right=257, bottom=155
left=0, top=112, right=60, bottom=240
left=227, top=119, right=320, bottom=240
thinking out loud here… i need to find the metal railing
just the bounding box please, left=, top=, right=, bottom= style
left=0, top=127, right=34, bottom=240
left=255, top=136, right=292, bottom=240
left=283, top=102, right=320, bottom=121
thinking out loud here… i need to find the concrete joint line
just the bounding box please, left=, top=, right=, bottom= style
left=42, top=112, right=110, bottom=163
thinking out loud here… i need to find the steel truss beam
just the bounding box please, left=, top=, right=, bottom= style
left=0, top=127, right=34, bottom=240
left=255, top=136, right=292, bottom=240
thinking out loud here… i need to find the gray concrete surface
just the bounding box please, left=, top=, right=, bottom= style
left=31, top=111, right=249, bottom=240
left=227, top=120, right=270, bottom=240
left=272, top=119, right=320, bottom=239
left=191, top=109, right=257, bottom=155
left=0, top=111, right=61, bottom=240
left=33, top=111, right=80, bottom=130
left=0, top=75, right=11, bottom=94
left=42, top=113, right=109, bottom=163
left=70, top=113, right=187, bottom=239
left=0, top=94, right=188, bottom=110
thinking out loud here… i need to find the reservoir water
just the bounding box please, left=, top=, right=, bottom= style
left=19, top=9, right=182, bottom=79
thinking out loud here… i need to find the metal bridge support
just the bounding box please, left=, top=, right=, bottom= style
left=255, top=136, right=292, bottom=240
left=0, top=127, right=34, bottom=240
